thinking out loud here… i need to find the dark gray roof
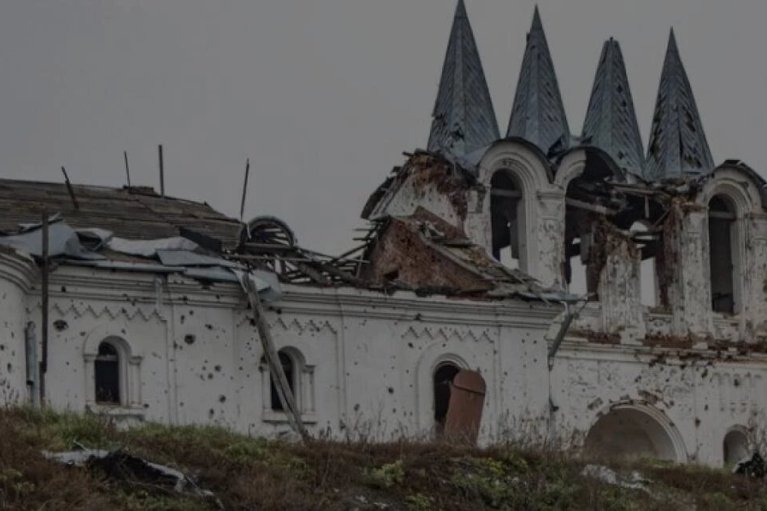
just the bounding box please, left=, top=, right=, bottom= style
left=506, top=7, right=570, bottom=156
left=0, top=178, right=243, bottom=249
left=581, top=38, right=644, bottom=176
left=427, top=0, right=500, bottom=158
left=645, top=30, right=714, bottom=180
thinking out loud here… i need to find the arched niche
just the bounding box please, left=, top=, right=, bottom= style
left=723, top=427, right=750, bottom=466
left=584, top=403, right=687, bottom=463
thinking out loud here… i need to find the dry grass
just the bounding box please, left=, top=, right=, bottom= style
left=1, top=407, right=766, bottom=510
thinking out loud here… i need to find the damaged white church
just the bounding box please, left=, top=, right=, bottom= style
left=2, top=1, right=766, bottom=467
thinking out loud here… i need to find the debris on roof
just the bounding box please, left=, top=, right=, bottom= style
left=360, top=207, right=575, bottom=302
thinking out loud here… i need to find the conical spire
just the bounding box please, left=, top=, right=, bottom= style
left=582, top=38, right=644, bottom=175
left=507, top=7, right=570, bottom=155
left=645, top=29, right=714, bottom=180
left=427, top=0, right=500, bottom=158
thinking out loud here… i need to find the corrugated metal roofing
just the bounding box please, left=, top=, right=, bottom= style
left=645, top=30, right=714, bottom=180
left=506, top=7, right=570, bottom=156
left=427, top=0, right=500, bottom=158
left=582, top=38, right=645, bottom=176
left=0, top=178, right=242, bottom=249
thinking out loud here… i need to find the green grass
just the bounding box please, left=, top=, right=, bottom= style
left=0, top=406, right=766, bottom=510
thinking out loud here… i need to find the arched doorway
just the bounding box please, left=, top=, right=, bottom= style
left=433, top=362, right=460, bottom=433
left=584, top=405, right=686, bottom=462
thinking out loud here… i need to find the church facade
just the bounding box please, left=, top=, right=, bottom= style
left=1, top=1, right=766, bottom=467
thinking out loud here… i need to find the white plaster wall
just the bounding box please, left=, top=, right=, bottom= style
left=551, top=345, right=767, bottom=465
left=0, top=253, right=34, bottom=404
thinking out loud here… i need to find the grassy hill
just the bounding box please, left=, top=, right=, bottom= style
left=0, top=407, right=765, bottom=510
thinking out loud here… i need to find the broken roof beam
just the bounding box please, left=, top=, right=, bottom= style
left=565, top=197, right=618, bottom=216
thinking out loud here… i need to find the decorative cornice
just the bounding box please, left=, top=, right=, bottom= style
left=402, top=325, right=494, bottom=344
left=50, top=300, right=164, bottom=323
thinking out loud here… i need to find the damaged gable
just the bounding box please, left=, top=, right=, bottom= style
left=361, top=207, right=555, bottom=301
left=361, top=152, right=477, bottom=227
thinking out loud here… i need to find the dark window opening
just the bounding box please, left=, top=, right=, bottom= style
left=490, top=171, right=523, bottom=269
left=95, top=342, right=120, bottom=405
left=433, top=363, right=460, bottom=433
left=709, top=196, right=736, bottom=314
left=631, top=222, right=658, bottom=308
left=270, top=351, right=295, bottom=411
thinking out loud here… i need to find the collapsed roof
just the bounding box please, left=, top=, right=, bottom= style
left=0, top=176, right=563, bottom=303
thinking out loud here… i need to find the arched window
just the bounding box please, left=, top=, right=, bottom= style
left=433, top=363, right=460, bottom=432
left=631, top=222, right=658, bottom=308
left=95, top=341, right=120, bottom=405
left=490, top=171, right=525, bottom=270
left=723, top=429, right=750, bottom=466
left=708, top=195, right=737, bottom=314
left=269, top=350, right=297, bottom=412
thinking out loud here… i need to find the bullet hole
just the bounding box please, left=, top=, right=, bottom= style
left=354, top=404, right=360, bottom=412
left=144, top=403, right=150, bottom=409
left=189, top=310, right=194, bottom=316
left=6, top=363, right=11, bottom=373
left=219, top=395, right=227, bottom=403
left=208, top=373, right=214, bottom=380
left=695, top=418, right=701, bottom=427
left=0, top=345, right=4, bottom=351
left=208, top=409, right=214, bottom=417
left=184, top=335, right=196, bottom=345
left=53, top=320, right=68, bottom=332
left=704, top=404, right=709, bottom=411
left=734, top=378, right=741, bottom=387
left=205, top=324, right=213, bottom=330
left=180, top=315, right=185, bottom=324
left=180, top=402, right=184, bottom=407
left=407, top=342, right=414, bottom=349
left=60, top=286, right=67, bottom=293
left=387, top=387, right=394, bottom=394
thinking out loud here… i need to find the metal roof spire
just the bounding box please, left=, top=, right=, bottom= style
left=581, top=38, right=644, bottom=175
left=506, top=6, right=570, bottom=155
left=427, top=0, right=500, bottom=158
left=645, top=29, right=714, bottom=180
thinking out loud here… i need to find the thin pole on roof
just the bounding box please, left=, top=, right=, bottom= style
left=240, top=158, right=250, bottom=222
left=158, top=144, right=165, bottom=197
left=60, top=167, right=79, bottom=210
left=124, top=150, right=132, bottom=188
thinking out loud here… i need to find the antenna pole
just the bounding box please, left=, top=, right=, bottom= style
left=240, top=158, right=250, bottom=221
left=158, top=144, right=165, bottom=197
left=124, top=151, right=132, bottom=188
left=60, top=167, right=79, bottom=210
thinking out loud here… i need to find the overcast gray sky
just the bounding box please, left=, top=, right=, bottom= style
left=1, top=1, right=765, bottom=253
